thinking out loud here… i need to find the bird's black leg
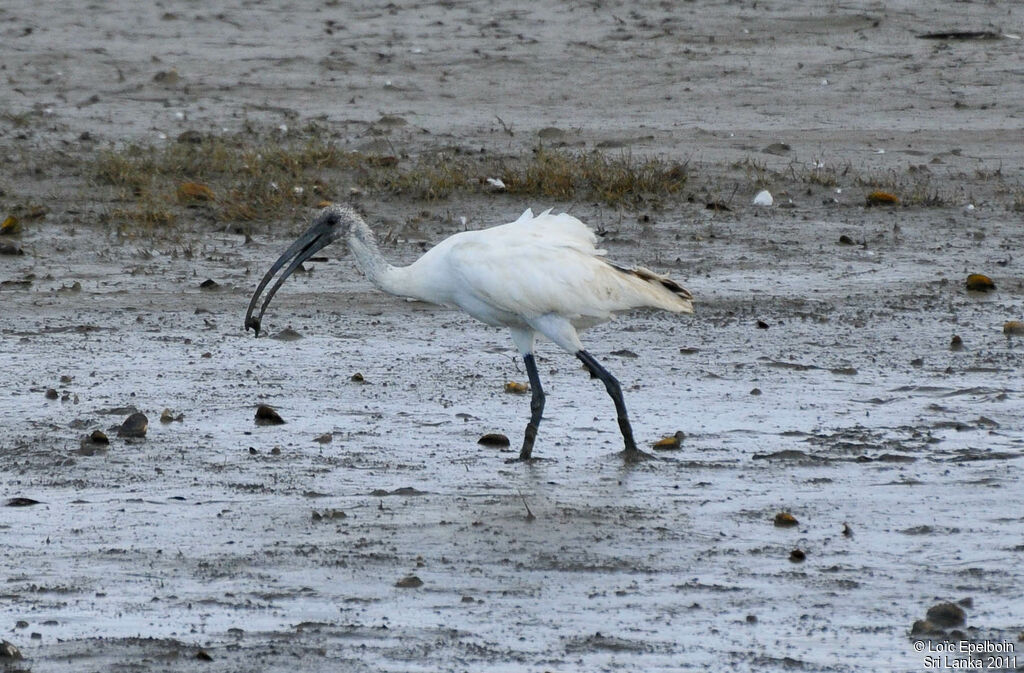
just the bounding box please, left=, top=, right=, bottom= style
left=576, top=350, right=648, bottom=460
left=517, top=353, right=545, bottom=460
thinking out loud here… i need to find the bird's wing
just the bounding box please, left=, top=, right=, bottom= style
left=446, top=211, right=690, bottom=324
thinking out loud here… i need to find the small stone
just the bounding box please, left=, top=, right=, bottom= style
left=0, top=640, right=23, bottom=659
left=395, top=575, right=423, bottom=588
left=1003, top=321, right=1024, bottom=336
left=965, top=273, right=995, bottom=292
left=199, top=278, right=220, bottom=291
left=926, top=602, right=966, bottom=628
left=117, top=412, right=149, bottom=438
left=45, top=388, right=59, bottom=399
left=752, top=189, right=774, bottom=207
left=950, top=335, right=964, bottom=351
left=911, top=620, right=939, bottom=635
left=652, top=431, right=684, bottom=450
left=89, top=430, right=109, bottom=445
left=789, top=549, right=806, bottom=562
left=196, top=649, right=214, bottom=661
left=0, top=215, right=21, bottom=236
left=160, top=408, right=184, bottom=423
left=774, top=512, right=798, bottom=527
left=255, top=404, right=285, bottom=425
left=838, top=234, right=855, bottom=245
left=478, top=433, right=510, bottom=447
left=6, top=497, right=41, bottom=507
left=350, top=372, right=365, bottom=383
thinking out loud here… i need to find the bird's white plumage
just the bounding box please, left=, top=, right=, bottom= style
left=390, top=209, right=691, bottom=352
left=248, top=204, right=693, bottom=459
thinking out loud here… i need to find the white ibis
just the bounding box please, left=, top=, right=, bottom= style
left=245, top=204, right=693, bottom=461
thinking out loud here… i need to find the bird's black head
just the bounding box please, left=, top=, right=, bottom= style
left=244, top=205, right=353, bottom=337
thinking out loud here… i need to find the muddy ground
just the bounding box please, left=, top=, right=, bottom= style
left=2, top=1, right=1024, bottom=671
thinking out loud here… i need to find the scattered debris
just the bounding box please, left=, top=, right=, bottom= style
left=395, top=575, right=423, bottom=588
left=478, top=433, right=511, bottom=447
left=652, top=431, right=684, bottom=450
left=866, top=190, right=899, bottom=206
left=504, top=381, right=528, bottom=394
left=965, top=273, right=995, bottom=292
left=1003, top=321, right=1024, bottom=336
left=774, top=512, right=799, bottom=527
left=160, top=408, right=184, bottom=423
left=917, top=31, right=1001, bottom=41
left=1, top=215, right=20, bottom=236
left=254, top=405, right=285, bottom=425
left=6, top=497, right=41, bottom=507
left=177, top=181, right=215, bottom=203
left=752, top=189, right=773, bottom=206
left=0, top=640, right=23, bottom=660
left=925, top=601, right=966, bottom=628
left=117, top=412, right=149, bottom=438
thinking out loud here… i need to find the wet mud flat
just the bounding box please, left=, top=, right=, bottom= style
left=4, top=1, right=1024, bottom=671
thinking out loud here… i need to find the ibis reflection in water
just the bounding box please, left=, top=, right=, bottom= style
left=245, top=205, right=693, bottom=461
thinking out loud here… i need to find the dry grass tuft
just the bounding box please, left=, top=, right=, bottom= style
left=89, top=133, right=689, bottom=229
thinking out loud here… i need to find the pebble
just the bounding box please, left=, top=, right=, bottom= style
left=752, top=189, right=773, bottom=206
left=926, top=602, right=966, bottom=628
left=89, top=430, right=109, bottom=445
left=255, top=404, right=285, bottom=425
left=45, top=388, right=59, bottom=399
left=950, top=335, right=964, bottom=351
left=478, top=433, right=510, bottom=447
left=0, top=640, right=23, bottom=660
left=395, top=575, right=424, bottom=588
left=774, top=512, right=798, bottom=527
left=789, top=549, right=806, bottom=562
left=965, top=273, right=995, bottom=292
left=1003, top=321, right=1024, bottom=336
left=160, top=408, right=184, bottom=423
left=6, top=497, right=41, bottom=507
left=117, top=412, right=149, bottom=438
left=651, top=431, right=684, bottom=450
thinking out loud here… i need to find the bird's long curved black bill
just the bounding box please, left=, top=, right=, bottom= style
left=245, top=217, right=335, bottom=338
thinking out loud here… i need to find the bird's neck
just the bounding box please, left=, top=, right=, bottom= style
left=346, top=215, right=409, bottom=298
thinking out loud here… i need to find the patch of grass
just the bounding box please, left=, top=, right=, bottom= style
left=501, top=148, right=688, bottom=205
left=89, top=134, right=689, bottom=229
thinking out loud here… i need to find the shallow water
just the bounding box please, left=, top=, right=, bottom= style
left=3, top=0, right=1024, bottom=670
